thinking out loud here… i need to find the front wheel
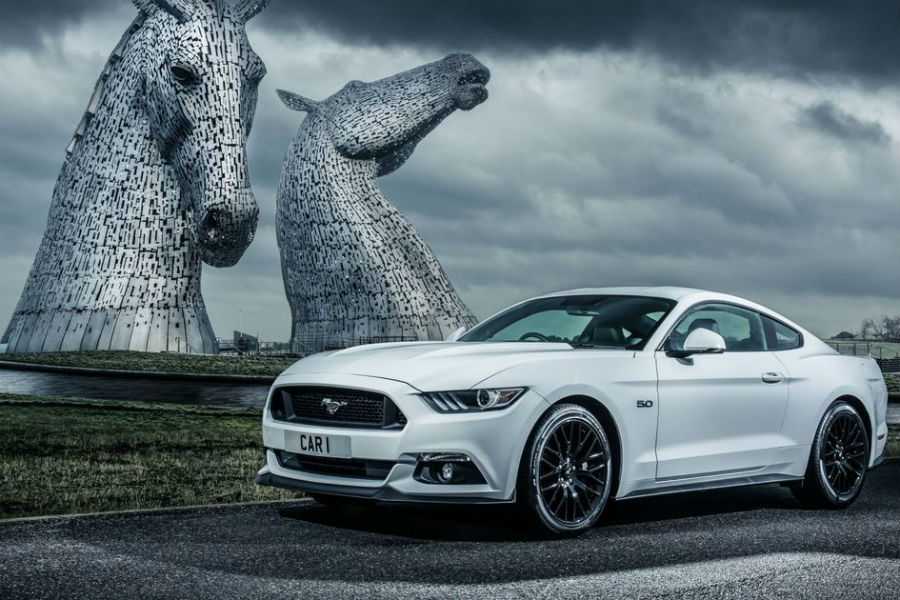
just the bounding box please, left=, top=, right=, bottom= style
left=518, top=403, right=613, bottom=535
left=792, top=401, right=869, bottom=508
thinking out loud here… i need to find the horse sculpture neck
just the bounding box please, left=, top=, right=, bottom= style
left=3, top=14, right=212, bottom=354
left=277, top=111, right=478, bottom=351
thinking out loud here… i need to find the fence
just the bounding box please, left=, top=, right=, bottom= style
left=289, top=335, right=420, bottom=355
left=826, top=340, right=900, bottom=373
left=826, top=340, right=899, bottom=358
left=876, top=358, right=900, bottom=373
left=215, top=335, right=421, bottom=356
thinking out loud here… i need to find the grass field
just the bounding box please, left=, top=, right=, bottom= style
left=0, top=351, right=298, bottom=377
left=0, top=393, right=294, bottom=520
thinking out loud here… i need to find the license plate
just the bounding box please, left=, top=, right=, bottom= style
left=286, top=431, right=351, bottom=458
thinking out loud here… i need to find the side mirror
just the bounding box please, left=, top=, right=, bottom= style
left=446, top=326, right=467, bottom=342
left=667, top=328, right=726, bottom=358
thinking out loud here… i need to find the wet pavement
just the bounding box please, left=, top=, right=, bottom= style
left=1, top=463, right=897, bottom=599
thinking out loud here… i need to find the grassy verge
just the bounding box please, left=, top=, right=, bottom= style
left=887, top=428, right=900, bottom=462
left=884, top=373, right=899, bottom=394
left=0, top=351, right=299, bottom=377
left=0, top=393, right=294, bottom=520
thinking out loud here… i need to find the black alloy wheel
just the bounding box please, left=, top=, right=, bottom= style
left=821, top=411, right=868, bottom=496
left=793, top=401, right=869, bottom=508
left=520, top=404, right=613, bottom=535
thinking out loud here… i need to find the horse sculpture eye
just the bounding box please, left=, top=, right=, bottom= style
left=170, top=65, right=198, bottom=85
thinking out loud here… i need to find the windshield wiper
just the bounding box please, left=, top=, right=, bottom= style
left=566, top=342, right=621, bottom=349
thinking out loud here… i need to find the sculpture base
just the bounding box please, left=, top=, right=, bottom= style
left=3, top=306, right=217, bottom=354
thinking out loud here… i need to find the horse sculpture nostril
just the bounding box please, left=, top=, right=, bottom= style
left=457, top=67, right=490, bottom=87
left=450, top=63, right=490, bottom=111
left=202, top=211, right=220, bottom=242
left=196, top=194, right=257, bottom=259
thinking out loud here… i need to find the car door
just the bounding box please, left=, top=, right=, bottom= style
left=654, top=303, right=790, bottom=480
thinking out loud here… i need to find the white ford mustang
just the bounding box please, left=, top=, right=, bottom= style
left=257, top=287, right=888, bottom=534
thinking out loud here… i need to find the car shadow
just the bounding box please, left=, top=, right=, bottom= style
left=278, top=482, right=803, bottom=542
left=279, top=501, right=539, bottom=542
left=602, top=482, right=802, bottom=525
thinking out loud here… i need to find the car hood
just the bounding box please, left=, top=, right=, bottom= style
left=280, top=341, right=627, bottom=391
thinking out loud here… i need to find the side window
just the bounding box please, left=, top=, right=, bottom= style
left=668, top=303, right=767, bottom=352
left=762, top=315, right=802, bottom=350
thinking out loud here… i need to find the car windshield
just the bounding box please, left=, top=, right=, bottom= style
left=459, top=295, right=676, bottom=349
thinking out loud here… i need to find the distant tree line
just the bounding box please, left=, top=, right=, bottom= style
left=858, top=315, right=900, bottom=341
left=831, top=316, right=900, bottom=341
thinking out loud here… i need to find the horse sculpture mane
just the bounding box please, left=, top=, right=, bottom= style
left=2, top=0, right=270, bottom=354
left=64, top=14, right=146, bottom=159
left=276, top=54, right=490, bottom=351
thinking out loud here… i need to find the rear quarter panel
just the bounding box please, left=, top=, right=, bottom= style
left=776, top=347, right=887, bottom=467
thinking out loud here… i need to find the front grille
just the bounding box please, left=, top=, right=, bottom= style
left=275, top=450, right=395, bottom=480
left=271, top=386, right=406, bottom=429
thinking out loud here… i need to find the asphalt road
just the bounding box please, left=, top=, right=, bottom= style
left=1, top=464, right=897, bottom=600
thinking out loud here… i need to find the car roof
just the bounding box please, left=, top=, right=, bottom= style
left=530, top=286, right=807, bottom=332
left=533, top=286, right=707, bottom=301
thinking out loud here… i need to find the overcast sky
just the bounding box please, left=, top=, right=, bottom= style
left=0, top=0, right=897, bottom=341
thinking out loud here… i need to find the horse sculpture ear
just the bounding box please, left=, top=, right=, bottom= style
left=235, top=0, right=271, bottom=22
left=132, top=0, right=191, bottom=23
left=277, top=89, right=319, bottom=113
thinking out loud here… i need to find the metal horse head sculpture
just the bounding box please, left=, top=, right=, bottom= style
left=2, top=0, right=270, bottom=354
left=275, top=54, right=490, bottom=351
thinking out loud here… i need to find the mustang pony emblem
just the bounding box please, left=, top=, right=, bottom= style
left=321, top=398, right=348, bottom=415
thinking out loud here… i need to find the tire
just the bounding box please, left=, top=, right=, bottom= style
left=518, top=403, right=613, bottom=535
left=792, top=401, right=869, bottom=508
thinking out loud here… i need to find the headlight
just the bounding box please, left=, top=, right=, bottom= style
left=420, top=387, right=526, bottom=413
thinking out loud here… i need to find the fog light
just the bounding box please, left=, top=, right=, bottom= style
left=438, top=462, right=455, bottom=483
left=412, top=455, right=487, bottom=485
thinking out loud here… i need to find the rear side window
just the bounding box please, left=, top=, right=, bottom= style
left=762, top=315, right=802, bottom=350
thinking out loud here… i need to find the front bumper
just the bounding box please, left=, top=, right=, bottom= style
left=257, top=373, right=549, bottom=503
left=256, top=463, right=512, bottom=504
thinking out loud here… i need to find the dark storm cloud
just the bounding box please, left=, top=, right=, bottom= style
left=254, top=0, right=899, bottom=86
left=0, top=0, right=123, bottom=47
left=800, top=101, right=891, bottom=144
left=3, top=0, right=896, bottom=87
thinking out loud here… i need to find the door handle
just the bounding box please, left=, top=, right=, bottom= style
left=762, top=372, right=784, bottom=384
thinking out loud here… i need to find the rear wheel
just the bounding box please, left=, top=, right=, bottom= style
left=792, top=401, right=869, bottom=508
left=518, top=403, right=613, bottom=535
